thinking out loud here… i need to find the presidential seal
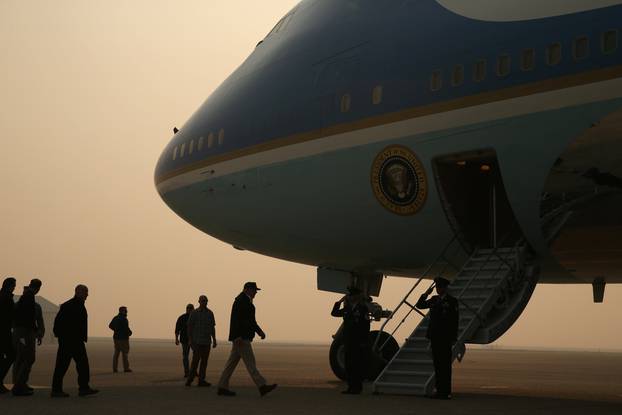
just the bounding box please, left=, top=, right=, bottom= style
left=371, top=145, right=427, bottom=215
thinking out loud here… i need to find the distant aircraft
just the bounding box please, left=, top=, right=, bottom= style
left=155, top=0, right=622, bottom=393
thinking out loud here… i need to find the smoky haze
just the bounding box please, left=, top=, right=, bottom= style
left=1, top=0, right=620, bottom=350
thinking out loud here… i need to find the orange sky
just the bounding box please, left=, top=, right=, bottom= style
left=1, top=0, right=620, bottom=350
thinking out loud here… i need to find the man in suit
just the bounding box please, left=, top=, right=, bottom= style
left=109, top=306, right=133, bottom=373
left=51, top=285, right=98, bottom=398
left=216, top=282, right=277, bottom=397
left=12, top=278, right=42, bottom=396
left=175, top=303, right=194, bottom=377
left=0, top=277, right=16, bottom=394
left=416, top=277, right=459, bottom=400
left=331, top=286, right=371, bottom=394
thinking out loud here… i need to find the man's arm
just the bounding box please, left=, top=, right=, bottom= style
left=108, top=317, right=116, bottom=331
left=35, top=304, right=45, bottom=345
left=331, top=297, right=347, bottom=317
left=415, top=287, right=435, bottom=310
left=186, top=313, right=194, bottom=345
left=211, top=312, right=217, bottom=347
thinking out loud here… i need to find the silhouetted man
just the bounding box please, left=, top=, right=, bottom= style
left=217, top=282, right=276, bottom=397
left=175, top=303, right=194, bottom=377
left=51, top=285, right=98, bottom=398
left=109, top=306, right=133, bottom=373
left=0, top=277, right=16, bottom=394
left=331, top=286, right=371, bottom=394
left=185, top=295, right=216, bottom=387
left=12, top=278, right=42, bottom=396
left=416, top=277, right=459, bottom=400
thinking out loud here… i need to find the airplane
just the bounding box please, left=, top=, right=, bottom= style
left=155, top=0, right=622, bottom=393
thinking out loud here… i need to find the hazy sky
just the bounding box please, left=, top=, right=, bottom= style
left=1, top=0, right=620, bottom=350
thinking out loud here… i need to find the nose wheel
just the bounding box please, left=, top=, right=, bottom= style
left=329, top=330, right=399, bottom=381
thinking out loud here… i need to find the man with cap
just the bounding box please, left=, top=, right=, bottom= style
left=331, top=286, right=371, bottom=394
left=12, top=278, right=42, bottom=396
left=0, top=277, right=16, bottom=394
left=175, top=303, right=195, bottom=377
left=217, top=282, right=277, bottom=397
left=416, top=277, right=459, bottom=399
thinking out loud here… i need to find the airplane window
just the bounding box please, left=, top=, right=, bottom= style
left=602, top=30, right=618, bottom=54
left=452, top=65, right=464, bottom=86
left=372, top=85, right=383, bottom=105
left=546, top=43, right=562, bottom=66
left=521, top=49, right=535, bottom=71
left=198, top=136, right=204, bottom=151
left=208, top=133, right=215, bottom=148
left=180, top=142, right=186, bottom=158
left=189, top=139, right=195, bottom=155
left=218, top=129, right=225, bottom=145
left=473, top=60, right=487, bottom=82
left=573, top=36, right=590, bottom=61
left=430, top=71, right=443, bottom=91
left=172, top=146, right=178, bottom=161
left=497, top=55, right=511, bottom=77
left=340, top=94, right=351, bottom=112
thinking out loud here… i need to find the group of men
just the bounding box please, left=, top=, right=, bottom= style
left=332, top=277, right=458, bottom=399
left=174, top=282, right=277, bottom=397
left=0, top=277, right=98, bottom=397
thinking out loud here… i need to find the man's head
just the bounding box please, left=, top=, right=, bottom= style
left=119, top=306, right=128, bottom=316
left=29, top=278, right=42, bottom=295
left=198, top=295, right=208, bottom=308
left=186, top=303, right=194, bottom=314
left=75, top=284, right=89, bottom=301
left=243, top=282, right=260, bottom=299
left=346, top=286, right=363, bottom=303
left=434, top=277, right=450, bottom=295
left=1, top=277, right=16, bottom=293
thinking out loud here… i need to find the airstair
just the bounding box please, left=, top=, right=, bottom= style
left=372, top=236, right=539, bottom=396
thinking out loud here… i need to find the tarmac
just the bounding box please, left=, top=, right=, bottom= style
left=1, top=339, right=620, bottom=415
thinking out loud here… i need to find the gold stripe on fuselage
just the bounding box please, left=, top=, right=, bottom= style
left=156, top=65, right=622, bottom=185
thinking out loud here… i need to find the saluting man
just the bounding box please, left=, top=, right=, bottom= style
left=331, top=286, right=371, bottom=395
left=416, top=277, right=459, bottom=400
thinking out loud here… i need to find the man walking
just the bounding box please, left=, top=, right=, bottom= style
left=185, top=295, right=216, bottom=387
left=109, top=306, right=133, bottom=373
left=331, top=286, right=371, bottom=394
left=51, top=285, right=98, bottom=398
left=217, top=282, right=276, bottom=397
left=0, top=277, right=16, bottom=394
left=416, top=277, right=459, bottom=400
left=12, top=278, right=42, bottom=396
left=175, top=303, right=194, bottom=377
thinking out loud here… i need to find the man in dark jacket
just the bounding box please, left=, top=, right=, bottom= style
left=331, top=287, right=371, bottom=394
left=175, top=303, right=194, bottom=377
left=51, top=285, right=98, bottom=398
left=109, top=306, right=133, bottom=373
left=0, top=277, right=16, bottom=394
left=12, top=278, right=42, bottom=396
left=217, top=282, right=276, bottom=397
left=416, top=277, right=459, bottom=400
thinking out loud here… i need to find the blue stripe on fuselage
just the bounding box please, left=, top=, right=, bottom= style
left=155, top=0, right=622, bottom=182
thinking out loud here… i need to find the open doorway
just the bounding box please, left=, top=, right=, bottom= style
left=434, top=149, right=520, bottom=249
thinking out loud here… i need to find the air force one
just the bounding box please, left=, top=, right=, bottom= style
left=155, top=0, right=622, bottom=394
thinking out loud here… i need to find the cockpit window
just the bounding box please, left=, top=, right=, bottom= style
left=264, top=7, right=297, bottom=39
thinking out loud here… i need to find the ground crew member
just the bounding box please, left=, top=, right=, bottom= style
left=416, top=277, right=459, bottom=400
left=0, top=277, right=16, bottom=394
left=185, top=295, right=216, bottom=387
left=12, top=278, right=42, bottom=396
left=331, top=286, right=371, bottom=395
left=175, top=303, right=195, bottom=377
left=109, top=306, right=133, bottom=373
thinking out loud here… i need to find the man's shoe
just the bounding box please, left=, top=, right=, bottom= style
left=12, top=388, right=34, bottom=397
left=78, top=388, right=99, bottom=397
left=197, top=381, right=211, bottom=387
left=0, top=384, right=9, bottom=394
left=217, top=388, right=236, bottom=396
left=124, top=369, right=133, bottom=373
left=259, top=384, right=277, bottom=397
left=51, top=390, right=70, bottom=398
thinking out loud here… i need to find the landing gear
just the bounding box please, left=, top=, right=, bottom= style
left=328, top=330, right=399, bottom=381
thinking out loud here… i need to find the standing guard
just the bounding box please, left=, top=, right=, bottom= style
left=416, top=277, right=459, bottom=400
left=331, top=286, right=371, bottom=395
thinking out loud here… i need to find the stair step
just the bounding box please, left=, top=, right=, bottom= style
left=463, top=265, right=510, bottom=271
left=374, top=381, right=427, bottom=395
left=385, top=370, right=432, bottom=377
left=476, top=247, right=517, bottom=254
left=393, top=359, right=432, bottom=365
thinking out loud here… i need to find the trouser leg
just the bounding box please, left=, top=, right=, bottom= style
left=113, top=342, right=120, bottom=372
left=217, top=342, right=242, bottom=389
left=238, top=340, right=266, bottom=388
left=52, top=342, right=72, bottom=392
left=0, top=334, right=15, bottom=384
left=120, top=340, right=130, bottom=370
left=74, top=342, right=91, bottom=390
left=431, top=341, right=452, bottom=396
left=181, top=343, right=190, bottom=376
left=345, top=342, right=363, bottom=392
left=12, top=330, right=35, bottom=389
left=198, top=345, right=210, bottom=382
left=188, top=344, right=200, bottom=382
